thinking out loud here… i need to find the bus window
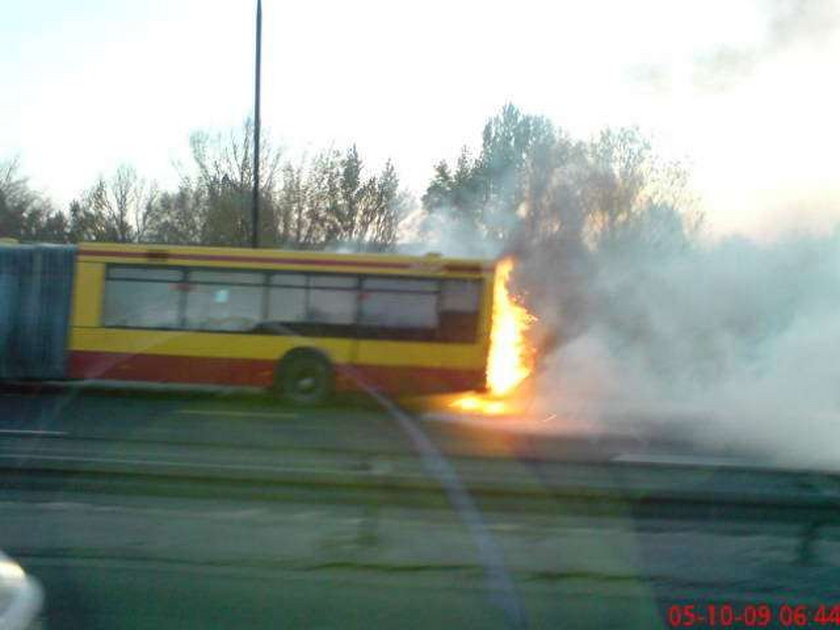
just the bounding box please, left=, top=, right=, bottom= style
left=360, top=278, right=439, bottom=328
left=269, top=273, right=307, bottom=287
left=267, top=285, right=307, bottom=323
left=184, top=269, right=264, bottom=331
left=362, top=277, right=438, bottom=292
left=265, top=273, right=309, bottom=330
left=103, top=266, right=183, bottom=329
left=441, top=279, right=480, bottom=312
left=108, top=267, right=182, bottom=282
left=439, top=279, right=481, bottom=342
left=187, top=270, right=264, bottom=285
left=308, top=275, right=358, bottom=324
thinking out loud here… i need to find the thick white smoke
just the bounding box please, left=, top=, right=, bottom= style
left=398, top=205, right=508, bottom=259
left=525, top=228, right=840, bottom=470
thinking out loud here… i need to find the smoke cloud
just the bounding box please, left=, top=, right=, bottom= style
left=524, top=228, right=840, bottom=470
left=398, top=205, right=510, bottom=259
left=630, top=0, right=840, bottom=93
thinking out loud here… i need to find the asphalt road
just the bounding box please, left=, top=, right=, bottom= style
left=0, top=385, right=662, bottom=459
left=2, top=386, right=840, bottom=629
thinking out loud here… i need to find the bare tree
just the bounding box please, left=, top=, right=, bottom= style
left=69, top=165, right=157, bottom=243
left=272, top=146, right=407, bottom=252
left=276, top=160, right=326, bottom=249
left=143, top=185, right=206, bottom=245
left=354, top=159, right=405, bottom=251
left=184, top=119, right=283, bottom=247
left=0, top=158, right=68, bottom=242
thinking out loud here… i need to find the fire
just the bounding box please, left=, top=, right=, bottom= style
left=451, top=394, right=508, bottom=415
left=450, top=256, right=536, bottom=415
left=486, top=257, right=536, bottom=396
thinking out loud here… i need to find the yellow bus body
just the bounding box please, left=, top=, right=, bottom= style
left=68, top=243, right=494, bottom=394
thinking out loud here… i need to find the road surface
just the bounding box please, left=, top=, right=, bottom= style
left=2, top=386, right=840, bottom=629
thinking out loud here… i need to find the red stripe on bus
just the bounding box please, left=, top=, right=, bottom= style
left=68, top=351, right=276, bottom=387
left=67, top=351, right=485, bottom=395
left=77, top=249, right=490, bottom=273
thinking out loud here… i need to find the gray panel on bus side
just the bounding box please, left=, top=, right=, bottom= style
left=0, top=244, right=76, bottom=379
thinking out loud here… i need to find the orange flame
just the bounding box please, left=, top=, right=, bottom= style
left=486, top=257, right=536, bottom=396
left=450, top=257, right=536, bottom=415
left=451, top=394, right=509, bottom=415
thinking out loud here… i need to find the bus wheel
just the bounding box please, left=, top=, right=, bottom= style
left=274, top=350, right=333, bottom=406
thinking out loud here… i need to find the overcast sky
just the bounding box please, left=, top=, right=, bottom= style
left=3, top=0, right=840, bottom=238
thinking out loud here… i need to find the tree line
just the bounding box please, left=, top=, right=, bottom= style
left=1, top=105, right=700, bottom=258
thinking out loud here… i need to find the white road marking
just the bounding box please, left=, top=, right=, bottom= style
left=176, top=409, right=298, bottom=419
left=0, top=429, right=67, bottom=436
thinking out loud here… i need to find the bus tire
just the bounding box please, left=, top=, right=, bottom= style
left=274, top=350, right=333, bottom=406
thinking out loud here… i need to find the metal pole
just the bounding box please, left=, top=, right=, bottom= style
left=251, top=0, right=262, bottom=249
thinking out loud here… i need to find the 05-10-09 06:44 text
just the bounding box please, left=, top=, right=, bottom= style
left=667, top=603, right=840, bottom=627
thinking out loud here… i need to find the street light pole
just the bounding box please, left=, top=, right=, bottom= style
left=251, top=0, right=262, bottom=249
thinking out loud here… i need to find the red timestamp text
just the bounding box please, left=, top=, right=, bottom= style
left=667, top=604, right=840, bottom=627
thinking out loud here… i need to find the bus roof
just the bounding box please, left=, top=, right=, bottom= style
left=77, top=242, right=494, bottom=277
